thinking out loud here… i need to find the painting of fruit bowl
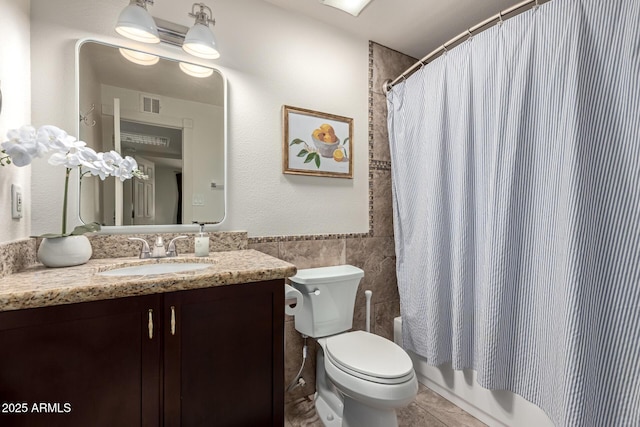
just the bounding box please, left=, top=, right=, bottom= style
left=283, top=105, right=353, bottom=179
left=312, top=125, right=340, bottom=158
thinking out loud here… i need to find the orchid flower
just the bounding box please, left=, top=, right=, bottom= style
left=2, top=125, right=49, bottom=166
left=1, top=124, right=146, bottom=235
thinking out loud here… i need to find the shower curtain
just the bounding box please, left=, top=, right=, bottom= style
left=386, top=0, right=640, bottom=425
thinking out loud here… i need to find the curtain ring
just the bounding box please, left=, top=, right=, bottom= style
left=442, top=44, right=448, bottom=55
left=533, top=0, right=540, bottom=11
left=467, top=28, right=473, bottom=41
left=498, top=11, right=503, bottom=26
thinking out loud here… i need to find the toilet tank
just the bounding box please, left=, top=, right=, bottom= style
left=289, top=265, right=364, bottom=338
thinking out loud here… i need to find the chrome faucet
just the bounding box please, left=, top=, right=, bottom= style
left=128, top=237, right=151, bottom=259
left=128, top=236, right=189, bottom=259
left=151, top=236, right=166, bottom=258
left=167, top=236, right=188, bottom=257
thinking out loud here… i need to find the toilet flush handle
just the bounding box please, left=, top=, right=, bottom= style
left=289, top=284, right=320, bottom=296
left=365, top=290, right=373, bottom=333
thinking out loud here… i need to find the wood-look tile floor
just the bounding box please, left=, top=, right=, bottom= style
left=285, top=383, right=487, bottom=427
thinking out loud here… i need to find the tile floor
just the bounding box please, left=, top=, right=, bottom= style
left=285, top=383, right=487, bottom=427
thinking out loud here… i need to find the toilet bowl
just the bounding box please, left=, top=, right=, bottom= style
left=317, top=331, right=418, bottom=427
left=289, top=265, right=418, bottom=427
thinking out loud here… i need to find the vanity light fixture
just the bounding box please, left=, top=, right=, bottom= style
left=115, top=1, right=221, bottom=59
left=115, top=0, right=160, bottom=43
left=119, top=48, right=160, bottom=66
left=179, top=62, right=214, bottom=78
left=182, top=3, right=220, bottom=59
left=319, top=0, right=373, bottom=16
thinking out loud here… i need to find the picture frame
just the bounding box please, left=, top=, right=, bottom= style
left=283, top=105, right=353, bottom=178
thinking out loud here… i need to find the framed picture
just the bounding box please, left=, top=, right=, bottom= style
left=283, top=105, right=353, bottom=178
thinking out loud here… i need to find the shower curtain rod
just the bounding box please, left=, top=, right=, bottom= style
left=383, top=0, right=551, bottom=93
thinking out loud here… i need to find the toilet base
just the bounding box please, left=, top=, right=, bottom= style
left=315, top=347, right=344, bottom=426
left=315, top=392, right=342, bottom=427
left=314, top=345, right=403, bottom=427
left=342, top=395, right=398, bottom=427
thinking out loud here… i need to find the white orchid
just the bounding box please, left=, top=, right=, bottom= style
left=113, top=154, right=140, bottom=181
left=1, top=124, right=146, bottom=236
left=1, top=125, right=49, bottom=166
left=2, top=142, right=33, bottom=167
left=79, top=147, right=112, bottom=180
left=37, top=125, right=81, bottom=152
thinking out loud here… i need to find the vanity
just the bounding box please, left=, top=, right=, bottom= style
left=0, top=249, right=296, bottom=427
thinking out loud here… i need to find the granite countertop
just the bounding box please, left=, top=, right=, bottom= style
left=0, top=250, right=297, bottom=312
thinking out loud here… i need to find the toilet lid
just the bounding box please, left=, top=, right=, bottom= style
left=325, top=331, right=414, bottom=382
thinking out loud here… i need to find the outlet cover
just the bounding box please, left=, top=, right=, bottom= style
left=11, top=184, right=23, bottom=219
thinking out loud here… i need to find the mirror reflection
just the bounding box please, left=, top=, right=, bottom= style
left=78, top=40, right=225, bottom=227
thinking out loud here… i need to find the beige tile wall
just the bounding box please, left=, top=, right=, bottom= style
left=250, top=42, right=417, bottom=403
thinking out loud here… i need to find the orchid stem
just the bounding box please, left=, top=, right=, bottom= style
left=62, top=168, right=71, bottom=235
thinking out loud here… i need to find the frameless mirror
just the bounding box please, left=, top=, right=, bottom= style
left=77, top=40, right=226, bottom=231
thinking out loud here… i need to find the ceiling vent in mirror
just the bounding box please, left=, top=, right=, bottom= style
left=141, top=95, right=161, bottom=114
left=121, top=131, right=170, bottom=147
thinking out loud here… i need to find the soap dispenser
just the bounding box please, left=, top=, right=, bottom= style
left=194, top=223, right=209, bottom=257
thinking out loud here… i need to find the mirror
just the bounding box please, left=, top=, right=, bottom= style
left=77, top=40, right=226, bottom=231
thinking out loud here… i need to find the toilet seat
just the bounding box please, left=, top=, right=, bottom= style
left=325, top=331, right=414, bottom=385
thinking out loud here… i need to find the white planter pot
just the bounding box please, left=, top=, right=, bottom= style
left=37, top=235, right=92, bottom=268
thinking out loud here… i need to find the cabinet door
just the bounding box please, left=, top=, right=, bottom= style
left=0, top=295, right=161, bottom=427
left=163, top=280, right=284, bottom=427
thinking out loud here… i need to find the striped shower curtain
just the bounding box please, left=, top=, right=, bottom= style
left=386, top=0, right=640, bottom=425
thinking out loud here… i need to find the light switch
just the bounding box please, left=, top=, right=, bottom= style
left=11, top=184, right=23, bottom=219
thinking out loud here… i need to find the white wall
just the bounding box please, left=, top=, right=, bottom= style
left=0, top=0, right=31, bottom=243
left=29, top=0, right=370, bottom=237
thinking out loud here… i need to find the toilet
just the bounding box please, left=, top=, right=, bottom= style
left=289, top=265, right=418, bottom=427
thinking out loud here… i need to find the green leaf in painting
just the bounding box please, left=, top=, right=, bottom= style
left=304, top=153, right=315, bottom=163
left=343, top=137, right=349, bottom=146
left=314, top=152, right=321, bottom=168
left=290, top=138, right=305, bottom=146
left=297, top=149, right=309, bottom=157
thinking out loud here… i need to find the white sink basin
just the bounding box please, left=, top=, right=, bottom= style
left=99, top=262, right=212, bottom=276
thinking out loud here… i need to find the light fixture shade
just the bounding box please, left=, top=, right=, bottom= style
left=320, top=0, right=373, bottom=16
left=182, top=23, right=220, bottom=59
left=115, top=1, right=160, bottom=43
left=119, top=48, right=159, bottom=66
left=179, top=62, right=214, bottom=78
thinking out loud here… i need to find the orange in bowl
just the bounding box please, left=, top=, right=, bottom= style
left=312, top=134, right=340, bottom=158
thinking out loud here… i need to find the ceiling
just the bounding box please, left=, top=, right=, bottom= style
left=263, top=0, right=521, bottom=59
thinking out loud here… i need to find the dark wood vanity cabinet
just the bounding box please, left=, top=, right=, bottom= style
left=0, top=280, right=284, bottom=427
left=0, top=293, right=162, bottom=427
left=163, top=280, right=284, bottom=427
